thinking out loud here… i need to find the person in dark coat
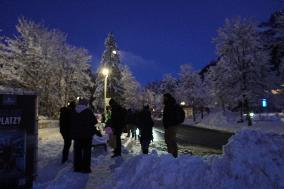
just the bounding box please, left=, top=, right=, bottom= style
left=70, top=98, right=101, bottom=173
left=137, top=105, right=154, bottom=154
left=109, top=99, right=126, bottom=158
left=59, top=101, right=76, bottom=164
left=162, top=93, right=179, bottom=158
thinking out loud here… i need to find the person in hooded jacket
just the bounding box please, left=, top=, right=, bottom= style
left=137, top=105, right=154, bottom=154
left=59, top=101, right=76, bottom=164
left=70, top=98, right=101, bottom=173
left=109, top=99, right=126, bottom=158
left=162, top=93, right=179, bottom=158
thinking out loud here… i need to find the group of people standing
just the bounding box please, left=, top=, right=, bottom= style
left=59, top=93, right=184, bottom=173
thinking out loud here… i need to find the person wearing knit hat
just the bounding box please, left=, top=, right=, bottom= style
left=70, top=98, right=102, bottom=173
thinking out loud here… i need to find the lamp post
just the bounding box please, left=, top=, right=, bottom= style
left=101, top=50, right=116, bottom=114
left=102, top=68, right=109, bottom=115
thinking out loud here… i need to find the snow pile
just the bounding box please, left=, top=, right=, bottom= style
left=112, top=129, right=284, bottom=189
left=252, top=113, right=281, bottom=121
left=184, top=109, right=284, bottom=134
left=197, top=110, right=242, bottom=129
left=184, top=109, right=244, bottom=132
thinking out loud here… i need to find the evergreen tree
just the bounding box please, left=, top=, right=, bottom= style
left=260, top=9, right=284, bottom=74
left=94, top=33, right=124, bottom=110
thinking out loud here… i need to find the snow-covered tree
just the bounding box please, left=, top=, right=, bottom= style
left=177, top=64, right=195, bottom=106
left=191, top=72, right=211, bottom=119
left=143, top=82, right=163, bottom=114
left=177, top=64, right=211, bottom=120
left=0, top=33, right=21, bottom=85
left=5, top=18, right=93, bottom=117
left=93, top=33, right=124, bottom=110
left=145, top=81, right=162, bottom=94
left=160, top=73, right=178, bottom=97
left=206, top=61, right=236, bottom=110
left=120, top=64, right=140, bottom=110
left=214, top=17, right=272, bottom=125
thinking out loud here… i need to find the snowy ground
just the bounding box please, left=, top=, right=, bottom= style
left=184, top=109, right=284, bottom=134
left=34, top=128, right=163, bottom=189
left=34, top=127, right=284, bottom=189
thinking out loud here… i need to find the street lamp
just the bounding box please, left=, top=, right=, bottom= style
left=102, top=68, right=109, bottom=115
left=112, top=50, right=117, bottom=55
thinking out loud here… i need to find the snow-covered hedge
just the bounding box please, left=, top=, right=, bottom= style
left=113, top=129, right=284, bottom=189
left=38, top=120, right=59, bottom=129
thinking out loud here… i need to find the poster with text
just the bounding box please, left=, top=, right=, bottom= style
left=0, top=130, right=26, bottom=178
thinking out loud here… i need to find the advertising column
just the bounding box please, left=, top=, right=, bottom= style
left=0, top=93, right=37, bottom=189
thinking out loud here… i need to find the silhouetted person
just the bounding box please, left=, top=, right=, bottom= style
left=109, top=99, right=126, bottom=158
left=59, top=101, right=76, bottom=164
left=163, top=93, right=181, bottom=158
left=137, top=105, right=154, bottom=154
left=70, top=98, right=101, bottom=173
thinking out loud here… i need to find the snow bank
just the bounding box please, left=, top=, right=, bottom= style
left=184, top=109, right=284, bottom=134
left=194, top=110, right=244, bottom=132
left=113, top=129, right=284, bottom=189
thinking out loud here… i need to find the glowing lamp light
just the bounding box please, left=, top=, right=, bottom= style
left=101, top=68, right=109, bottom=76
left=180, top=101, right=186, bottom=106
left=249, top=112, right=254, bottom=117
left=112, top=50, right=117, bottom=55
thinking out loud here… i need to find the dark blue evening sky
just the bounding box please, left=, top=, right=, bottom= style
left=0, top=0, right=282, bottom=84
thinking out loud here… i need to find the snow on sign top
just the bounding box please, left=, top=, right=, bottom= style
left=0, top=85, right=36, bottom=95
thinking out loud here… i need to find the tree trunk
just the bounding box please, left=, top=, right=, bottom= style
left=239, top=101, right=244, bottom=122
left=244, top=98, right=252, bottom=126
left=192, top=106, right=196, bottom=122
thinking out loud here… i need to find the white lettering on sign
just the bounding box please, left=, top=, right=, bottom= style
left=0, top=117, right=22, bottom=126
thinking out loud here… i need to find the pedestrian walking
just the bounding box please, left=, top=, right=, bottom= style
left=162, top=93, right=185, bottom=158
left=59, top=101, right=76, bottom=164
left=70, top=98, right=102, bottom=173
left=109, top=99, right=127, bottom=158
left=137, top=105, right=154, bottom=154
